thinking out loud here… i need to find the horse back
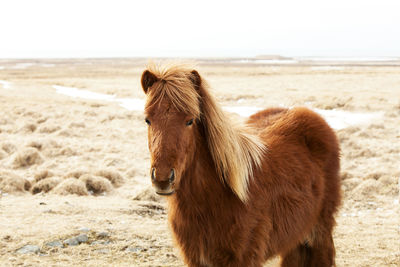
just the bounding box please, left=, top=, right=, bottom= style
left=247, top=107, right=288, bottom=133
left=248, top=107, right=339, bottom=164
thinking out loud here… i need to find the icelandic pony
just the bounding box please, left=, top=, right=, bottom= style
left=141, top=64, right=341, bottom=267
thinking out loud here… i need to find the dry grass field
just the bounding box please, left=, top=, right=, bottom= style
left=0, top=58, right=399, bottom=266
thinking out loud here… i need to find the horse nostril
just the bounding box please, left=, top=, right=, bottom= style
left=169, top=169, right=175, bottom=183
left=151, top=168, right=156, bottom=181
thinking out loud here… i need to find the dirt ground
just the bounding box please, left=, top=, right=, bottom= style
left=0, top=59, right=399, bottom=266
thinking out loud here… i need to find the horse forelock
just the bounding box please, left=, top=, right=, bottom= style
left=144, top=63, right=201, bottom=118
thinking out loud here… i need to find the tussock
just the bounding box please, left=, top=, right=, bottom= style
left=1, top=142, right=17, bottom=154
left=125, top=168, right=137, bottom=178
left=69, top=122, right=85, bottom=128
left=0, top=170, right=31, bottom=193
left=36, top=117, right=48, bottom=124
left=378, top=176, right=398, bottom=195
left=347, top=148, right=377, bottom=159
left=13, top=148, right=44, bottom=167
left=352, top=179, right=381, bottom=200
left=0, top=150, right=7, bottom=160
left=379, top=176, right=400, bottom=198
left=47, top=139, right=61, bottom=148
left=379, top=175, right=396, bottom=186
left=340, top=171, right=352, bottom=180
left=21, top=123, right=37, bottom=133
left=31, top=177, right=62, bottom=194
left=38, top=124, right=61, bottom=133
left=84, top=110, right=97, bottom=116
left=26, top=140, right=44, bottom=151
left=0, top=118, right=10, bottom=125
left=52, top=178, right=88, bottom=196
left=79, top=174, right=113, bottom=195
left=64, top=169, right=89, bottom=179
left=315, top=96, right=353, bottom=110
left=342, top=178, right=362, bottom=195
left=58, top=129, right=73, bottom=137
left=34, top=170, right=54, bottom=182
left=104, top=157, right=124, bottom=167
left=366, top=172, right=384, bottom=180
left=95, top=169, right=124, bottom=187
left=341, top=126, right=360, bottom=134
left=58, top=147, right=77, bottom=156
left=368, top=123, right=385, bottom=129
left=133, top=187, right=162, bottom=202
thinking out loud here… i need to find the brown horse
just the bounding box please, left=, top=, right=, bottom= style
left=141, top=63, right=341, bottom=267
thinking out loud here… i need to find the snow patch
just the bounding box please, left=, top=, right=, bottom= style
left=53, top=85, right=145, bottom=111
left=0, top=80, right=12, bottom=90
left=54, top=85, right=382, bottom=130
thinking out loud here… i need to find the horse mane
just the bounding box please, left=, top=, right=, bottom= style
left=145, top=63, right=266, bottom=201
left=145, top=63, right=201, bottom=118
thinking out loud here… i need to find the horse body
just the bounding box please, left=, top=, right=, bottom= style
left=141, top=64, right=341, bottom=267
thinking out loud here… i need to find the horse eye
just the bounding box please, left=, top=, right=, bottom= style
left=145, top=118, right=151, bottom=125
left=186, top=119, right=194, bottom=126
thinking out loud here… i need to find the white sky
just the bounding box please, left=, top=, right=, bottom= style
left=0, top=0, right=399, bottom=58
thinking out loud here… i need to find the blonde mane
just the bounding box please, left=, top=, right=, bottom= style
left=145, top=63, right=201, bottom=118
left=145, top=63, right=266, bottom=201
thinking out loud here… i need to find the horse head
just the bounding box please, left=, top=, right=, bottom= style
left=141, top=66, right=202, bottom=195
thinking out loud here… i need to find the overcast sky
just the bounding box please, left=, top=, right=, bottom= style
left=1, top=0, right=399, bottom=58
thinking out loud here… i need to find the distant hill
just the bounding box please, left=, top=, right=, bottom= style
left=254, top=55, right=293, bottom=60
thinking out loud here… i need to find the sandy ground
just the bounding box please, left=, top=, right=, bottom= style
left=0, top=59, right=399, bottom=266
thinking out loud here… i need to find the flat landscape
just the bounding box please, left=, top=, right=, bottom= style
left=0, top=58, right=399, bottom=266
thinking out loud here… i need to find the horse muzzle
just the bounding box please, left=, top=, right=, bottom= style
left=151, top=167, right=175, bottom=195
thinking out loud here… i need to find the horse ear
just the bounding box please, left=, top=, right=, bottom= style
left=190, top=70, right=201, bottom=90
left=141, top=70, right=159, bottom=94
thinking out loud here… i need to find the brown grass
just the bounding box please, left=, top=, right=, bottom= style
left=64, top=169, right=89, bottom=179
left=52, top=178, right=88, bottom=196
left=79, top=174, right=113, bottom=195
left=12, top=147, right=44, bottom=167
left=0, top=59, right=398, bottom=266
left=34, top=169, right=54, bottom=182
left=31, top=177, right=63, bottom=194
left=38, top=123, right=61, bottom=134
left=21, top=122, right=37, bottom=133
left=95, top=169, right=124, bottom=187
left=26, top=140, right=45, bottom=151
left=0, top=149, right=7, bottom=160
left=133, top=187, right=162, bottom=202
left=1, top=142, right=17, bottom=154
left=0, top=170, right=31, bottom=193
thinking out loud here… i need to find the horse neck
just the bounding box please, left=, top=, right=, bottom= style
left=169, top=130, right=232, bottom=211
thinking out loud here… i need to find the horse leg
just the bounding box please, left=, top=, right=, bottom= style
left=280, top=242, right=312, bottom=267
left=306, top=223, right=336, bottom=267
left=280, top=220, right=336, bottom=267
left=280, top=224, right=336, bottom=267
left=305, top=189, right=338, bottom=267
